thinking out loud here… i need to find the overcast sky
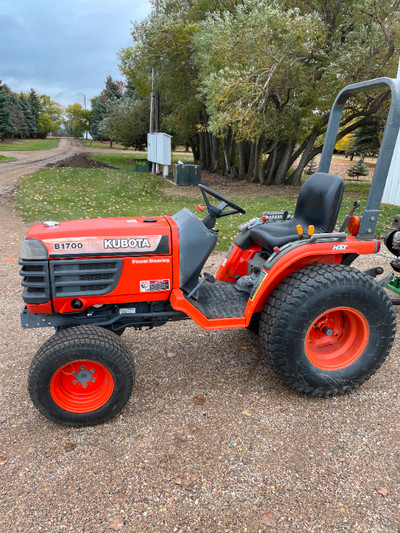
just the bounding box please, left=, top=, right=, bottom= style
left=0, top=0, right=152, bottom=107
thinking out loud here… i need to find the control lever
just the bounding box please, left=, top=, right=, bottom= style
left=296, top=225, right=304, bottom=239
left=339, top=200, right=361, bottom=232
left=187, top=272, right=215, bottom=299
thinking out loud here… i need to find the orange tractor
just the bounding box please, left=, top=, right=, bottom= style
left=20, top=78, right=399, bottom=426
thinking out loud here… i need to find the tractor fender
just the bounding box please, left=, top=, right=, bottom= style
left=244, top=236, right=377, bottom=318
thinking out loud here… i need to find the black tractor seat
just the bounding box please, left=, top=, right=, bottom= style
left=237, top=173, right=344, bottom=253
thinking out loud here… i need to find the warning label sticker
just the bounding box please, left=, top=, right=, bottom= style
left=140, top=279, right=170, bottom=292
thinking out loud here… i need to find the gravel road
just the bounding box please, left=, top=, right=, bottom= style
left=0, top=145, right=399, bottom=532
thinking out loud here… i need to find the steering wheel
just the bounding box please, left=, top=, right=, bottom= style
left=198, top=184, right=246, bottom=218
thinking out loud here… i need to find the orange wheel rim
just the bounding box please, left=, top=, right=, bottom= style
left=305, top=307, right=369, bottom=370
left=50, top=360, right=114, bottom=413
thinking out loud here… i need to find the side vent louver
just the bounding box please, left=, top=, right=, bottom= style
left=19, top=260, right=50, bottom=304
left=50, top=259, right=123, bottom=297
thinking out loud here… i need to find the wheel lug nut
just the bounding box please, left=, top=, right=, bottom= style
left=82, top=383, right=88, bottom=389
left=90, top=369, right=95, bottom=374
left=72, top=380, right=78, bottom=385
left=81, top=365, right=85, bottom=370
left=92, top=378, right=96, bottom=383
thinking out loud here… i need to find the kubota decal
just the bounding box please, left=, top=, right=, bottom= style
left=140, top=279, right=170, bottom=292
left=104, top=237, right=154, bottom=249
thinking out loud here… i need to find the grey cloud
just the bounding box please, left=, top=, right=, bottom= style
left=0, top=0, right=151, bottom=106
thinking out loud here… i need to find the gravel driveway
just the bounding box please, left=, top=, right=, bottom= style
left=0, top=147, right=399, bottom=532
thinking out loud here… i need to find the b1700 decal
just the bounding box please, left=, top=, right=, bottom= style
left=43, top=235, right=163, bottom=255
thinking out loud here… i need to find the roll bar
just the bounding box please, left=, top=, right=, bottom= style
left=319, top=77, right=400, bottom=237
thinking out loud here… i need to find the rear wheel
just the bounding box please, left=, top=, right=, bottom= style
left=259, top=264, right=396, bottom=396
left=28, top=325, right=135, bottom=426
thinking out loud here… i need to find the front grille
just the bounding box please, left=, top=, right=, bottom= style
left=19, top=259, right=50, bottom=304
left=50, top=259, right=123, bottom=297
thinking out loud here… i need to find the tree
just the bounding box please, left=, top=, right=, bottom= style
left=0, top=83, right=17, bottom=140
left=99, top=96, right=148, bottom=149
left=98, top=104, right=119, bottom=148
left=347, top=158, right=370, bottom=180
left=90, top=76, right=124, bottom=145
left=64, top=103, right=91, bottom=138
left=27, top=89, right=41, bottom=137
left=8, top=93, right=27, bottom=138
left=39, top=95, right=64, bottom=137
left=119, top=0, right=400, bottom=184
left=104, top=75, right=123, bottom=102
left=347, top=117, right=384, bottom=158
left=19, top=93, right=37, bottom=138
left=304, top=158, right=318, bottom=176
left=90, top=95, right=108, bottom=140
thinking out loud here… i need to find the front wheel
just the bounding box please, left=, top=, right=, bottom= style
left=28, top=325, right=135, bottom=426
left=259, top=265, right=396, bottom=396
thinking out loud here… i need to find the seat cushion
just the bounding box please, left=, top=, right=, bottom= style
left=250, top=218, right=303, bottom=252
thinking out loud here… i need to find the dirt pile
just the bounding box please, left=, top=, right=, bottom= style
left=45, top=152, right=116, bottom=169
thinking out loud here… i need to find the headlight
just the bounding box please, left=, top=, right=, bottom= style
left=20, top=238, right=48, bottom=260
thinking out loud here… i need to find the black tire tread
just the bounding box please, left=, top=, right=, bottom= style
left=28, top=325, right=135, bottom=426
left=259, top=264, right=396, bottom=397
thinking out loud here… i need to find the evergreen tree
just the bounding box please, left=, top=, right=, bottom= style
left=19, top=93, right=36, bottom=138
left=27, top=89, right=41, bottom=137
left=90, top=95, right=108, bottom=140
left=9, top=93, right=27, bottom=138
left=348, top=117, right=384, bottom=158
left=0, top=83, right=16, bottom=140
left=125, top=79, right=135, bottom=99
left=304, top=158, right=318, bottom=176
left=105, top=76, right=123, bottom=103
left=347, top=158, right=370, bottom=180
left=90, top=76, right=124, bottom=144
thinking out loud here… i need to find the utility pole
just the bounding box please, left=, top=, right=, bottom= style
left=83, top=94, right=88, bottom=140
left=150, top=69, right=155, bottom=134
left=149, top=0, right=159, bottom=173
left=149, top=0, right=159, bottom=135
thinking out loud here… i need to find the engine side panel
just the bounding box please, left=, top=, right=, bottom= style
left=21, top=216, right=175, bottom=314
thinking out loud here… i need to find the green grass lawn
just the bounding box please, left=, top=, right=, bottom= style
left=0, top=155, right=16, bottom=162
left=0, top=138, right=60, bottom=151
left=91, top=152, right=142, bottom=171
left=83, top=140, right=130, bottom=150
left=16, top=153, right=398, bottom=250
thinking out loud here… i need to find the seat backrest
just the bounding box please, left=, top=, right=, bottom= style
left=294, top=172, right=344, bottom=232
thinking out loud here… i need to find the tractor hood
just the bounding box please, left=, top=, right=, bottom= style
left=21, top=216, right=172, bottom=259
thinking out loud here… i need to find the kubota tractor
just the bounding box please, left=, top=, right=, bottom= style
left=20, top=78, right=400, bottom=426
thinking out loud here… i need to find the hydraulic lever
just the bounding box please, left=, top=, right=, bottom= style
left=339, top=200, right=361, bottom=232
